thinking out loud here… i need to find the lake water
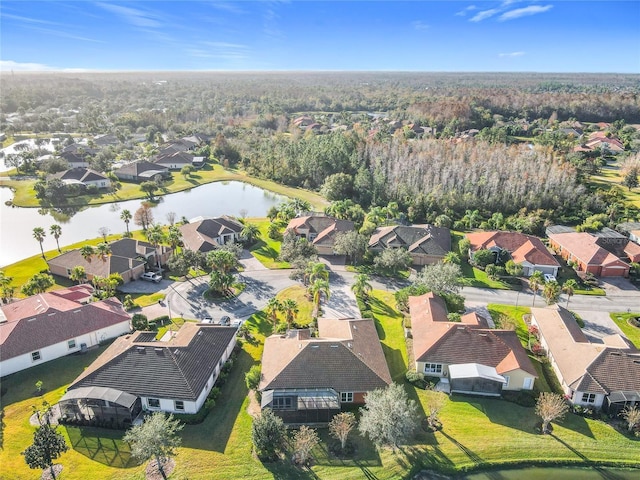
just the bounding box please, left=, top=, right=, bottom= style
left=464, top=466, right=639, bottom=479
left=0, top=181, right=285, bottom=267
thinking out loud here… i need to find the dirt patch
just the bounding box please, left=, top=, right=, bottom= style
left=247, top=390, right=261, bottom=418
left=145, top=458, right=175, bottom=480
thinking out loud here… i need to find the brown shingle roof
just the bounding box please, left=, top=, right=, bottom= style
left=180, top=216, right=244, bottom=253
left=576, top=349, right=640, bottom=395
left=466, top=231, right=559, bottom=267
left=69, top=323, right=237, bottom=401
left=259, top=318, right=391, bottom=393
left=0, top=293, right=129, bottom=361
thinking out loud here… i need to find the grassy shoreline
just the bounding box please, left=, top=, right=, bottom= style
left=0, top=163, right=327, bottom=210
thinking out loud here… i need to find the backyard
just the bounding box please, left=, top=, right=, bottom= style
left=1, top=296, right=639, bottom=479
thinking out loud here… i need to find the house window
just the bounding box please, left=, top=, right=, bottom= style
left=424, top=363, right=443, bottom=374
left=31, top=351, right=41, bottom=362
left=341, top=392, right=354, bottom=403
left=272, top=397, right=293, bottom=410
left=503, top=376, right=510, bottom=388
left=581, top=393, right=596, bottom=404
left=148, top=398, right=160, bottom=408
left=174, top=400, right=184, bottom=411
left=68, top=339, right=76, bottom=350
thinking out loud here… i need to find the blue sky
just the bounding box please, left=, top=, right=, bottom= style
left=1, top=1, right=639, bottom=72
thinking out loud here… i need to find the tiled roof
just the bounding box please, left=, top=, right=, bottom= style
left=531, top=306, right=637, bottom=392
left=624, top=241, right=640, bottom=262
left=259, top=318, right=391, bottom=393
left=369, top=225, right=451, bottom=256
left=576, top=349, right=640, bottom=395
left=114, top=160, right=168, bottom=177
left=0, top=293, right=129, bottom=361
left=548, top=232, right=629, bottom=267
left=69, top=323, right=237, bottom=401
left=47, top=241, right=149, bottom=278
left=286, top=216, right=354, bottom=247
left=410, top=293, right=536, bottom=376
left=466, top=231, right=559, bottom=267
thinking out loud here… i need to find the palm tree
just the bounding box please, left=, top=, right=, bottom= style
left=266, top=298, right=282, bottom=331
left=0, top=271, right=14, bottom=302
left=241, top=223, right=260, bottom=244
left=70, top=265, right=87, bottom=284
left=166, top=226, right=183, bottom=253
left=443, top=252, right=461, bottom=265
left=307, top=262, right=329, bottom=285
left=49, top=224, right=62, bottom=252
left=562, top=279, right=578, bottom=309
left=145, top=224, right=165, bottom=269
left=308, top=278, right=330, bottom=318
left=529, top=271, right=544, bottom=307
left=79, top=245, right=95, bottom=263
left=120, top=209, right=132, bottom=236
left=281, top=298, right=299, bottom=330
left=96, top=242, right=111, bottom=262
left=351, top=273, right=372, bottom=300
left=33, top=227, right=46, bottom=258
left=542, top=280, right=561, bottom=305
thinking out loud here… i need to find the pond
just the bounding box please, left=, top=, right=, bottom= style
left=0, top=181, right=285, bottom=267
left=464, top=466, right=639, bottom=479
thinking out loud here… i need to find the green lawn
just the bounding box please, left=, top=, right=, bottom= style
left=275, top=285, right=315, bottom=326
left=247, top=218, right=290, bottom=269
left=591, top=163, right=640, bottom=209
left=610, top=312, right=640, bottom=348
left=1, top=164, right=327, bottom=210
left=2, top=299, right=639, bottom=480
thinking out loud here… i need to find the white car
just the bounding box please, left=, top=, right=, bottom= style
left=543, top=274, right=556, bottom=283
left=140, top=272, right=162, bottom=283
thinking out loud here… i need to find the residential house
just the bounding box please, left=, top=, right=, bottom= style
left=0, top=285, right=130, bottom=377
left=574, top=131, right=625, bottom=154
left=47, top=238, right=171, bottom=283
left=466, top=231, right=560, bottom=277
left=286, top=215, right=355, bottom=255
left=113, top=160, right=170, bottom=183
left=368, top=224, right=451, bottom=266
left=152, top=151, right=195, bottom=170
left=593, top=227, right=640, bottom=263
left=59, top=323, right=237, bottom=426
left=259, top=317, right=392, bottom=424
left=60, top=151, right=89, bottom=168
left=617, top=222, right=640, bottom=245
left=548, top=231, right=630, bottom=277
left=180, top=216, right=244, bottom=253
left=410, top=293, right=537, bottom=396
left=52, top=168, right=111, bottom=189
left=530, top=306, right=640, bottom=413
left=93, top=134, right=120, bottom=147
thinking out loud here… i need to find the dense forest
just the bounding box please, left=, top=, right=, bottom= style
left=1, top=71, right=639, bottom=231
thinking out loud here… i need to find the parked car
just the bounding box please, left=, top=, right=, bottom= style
left=202, top=317, right=213, bottom=324
left=140, top=272, right=162, bottom=283
left=543, top=274, right=556, bottom=283
left=219, top=316, right=231, bottom=326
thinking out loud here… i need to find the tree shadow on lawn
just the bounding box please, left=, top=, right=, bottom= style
left=181, top=349, right=253, bottom=452
left=263, top=461, right=321, bottom=479
left=459, top=396, right=595, bottom=438
left=251, top=240, right=279, bottom=260
left=398, top=445, right=455, bottom=479
left=65, top=426, right=136, bottom=468
left=312, top=429, right=382, bottom=469
left=549, top=434, right=629, bottom=480
left=369, top=295, right=401, bottom=320
left=438, top=428, right=488, bottom=469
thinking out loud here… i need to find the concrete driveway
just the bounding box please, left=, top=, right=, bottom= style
left=572, top=309, right=625, bottom=343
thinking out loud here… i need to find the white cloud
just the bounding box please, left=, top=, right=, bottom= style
left=208, top=1, right=246, bottom=15
left=470, top=9, right=500, bottom=22
left=0, top=60, right=91, bottom=72
left=412, top=20, right=429, bottom=31
left=95, top=2, right=162, bottom=28
left=189, top=42, right=250, bottom=60
left=499, top=5, right=553, bottom=21
left=499, top=51, right=525, bottom=57
left=455, top=5, right=477, bottom=17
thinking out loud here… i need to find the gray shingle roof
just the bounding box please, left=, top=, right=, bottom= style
left=369, top=225, right=451, bottom=255
left=69, top=324, right=237, bottom=401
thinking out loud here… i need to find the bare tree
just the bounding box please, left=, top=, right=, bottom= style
left=621, top=406, right=640, bottom=432
left=166, top=211, right=177, bottom=226
left=98, top=226, right=110, bottom=242
left=292, top=425, right=319, bottom=466
left=535, top=392, right=569, bottom=434
left=329, top=412, right=356, bottom=452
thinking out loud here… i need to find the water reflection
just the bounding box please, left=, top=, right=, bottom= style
left=0, top=181, right=286, bottom=266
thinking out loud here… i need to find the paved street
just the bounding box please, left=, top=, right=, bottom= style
left=131, top=252, right=639, bottom=339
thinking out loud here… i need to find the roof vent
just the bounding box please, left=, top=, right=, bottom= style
left=610, top=352, right=621, bottom=356
left=48, top=313, right=56, bottom=317
left=457, top=326, right=465, bottom=330
left=352, top=325, right=357, bottom=330
left=311, top=345, right=319, bottom=349
left=198, top=331, right=203, bottom=336
left=347, top=342, right=353, bottom=349
left=73, top=309, right=81, bottom=313
left=330, top=344, right=338, bottom=348
left=27, top=317, right=37, bottom=322
left=136, top=347, right=146, bottom=353
left=478, top=333, right=488, bottom=337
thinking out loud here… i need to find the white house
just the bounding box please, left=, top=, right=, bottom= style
left=0, top=286, right=131, bottom=377
left=59, top=322, right=237, bottom=423
left=531, top=306, right=640, bottom=413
